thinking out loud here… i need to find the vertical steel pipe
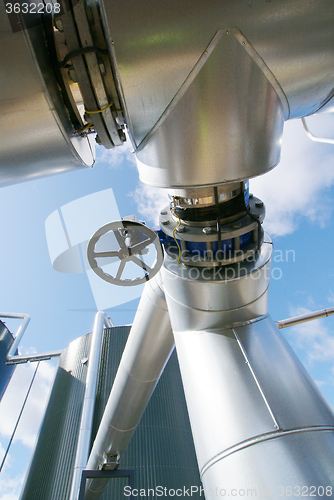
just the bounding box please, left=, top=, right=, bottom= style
left=84, top=273, right=174, bottom=500
left=69, top=312, right=109, bottom=500
left=162, top=243, right=334, bottom=498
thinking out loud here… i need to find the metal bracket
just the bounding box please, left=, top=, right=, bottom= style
left=99, top=453, right=120, bottom=471
left=78, top=469, right=135, bottom=500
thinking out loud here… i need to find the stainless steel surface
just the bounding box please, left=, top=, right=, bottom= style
left=162, top=235, right=273, bottom=331
left=0, top=322, right=15, bottom=401
left=20, top=333, right=92, bottom=500
left=172, top=314, right=334, bottom=497
left=69, top=312, right=108, bottom=500
left=99, top=0, right=334, bottom=187
left=134, top=28, right=284, bottom=187
left=0, top=8, right=95, bottom=186
left=1, top=312, right=63, bottom=364
left=169, top=183, right=245, bottom=209
left=2, top=0, right=334, bottom=185
left=1, top=312, right=31, bottom=360
left=21, top=325, right=201, bottom=500
left=102, top=0, right=334, bottom=133
left=301, top=117, right=334, bottom=145
left=6, top=350, right=63, bottom=365
left=276, top=306, right=334, bottom=329
left=85, top=273, right=174, bottom=499
left=202, top=430, right=334, bottom=499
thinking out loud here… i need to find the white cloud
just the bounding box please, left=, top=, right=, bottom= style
left=328, top=291, right=334, bottom=304
left=0, top=440, right=25, bottom=500
left=95, top=133, right=137, bottom=169
left=0, top=359, right=55, bottom=449
left=286, top=305, right=334, bottom=364
left=130, top=184, right=169, bottom=226
left=0, top=473, right=24, bottom=500
left=251, top=116, right=334, bottom=237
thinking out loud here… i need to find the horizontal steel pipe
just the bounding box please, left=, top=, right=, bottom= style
left=276, top=306, right=334, bottom=329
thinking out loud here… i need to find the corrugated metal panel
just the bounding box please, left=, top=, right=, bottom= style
left=0, top=320, right=15, bottom=401
left=92, top=327, right=202, bottom=500
left=20, top=326, right=201, bottom=500
left=20, top=333, right=91, bottom=500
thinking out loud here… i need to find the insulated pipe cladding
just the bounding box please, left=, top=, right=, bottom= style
left=161, top=245, right=334, bottom=498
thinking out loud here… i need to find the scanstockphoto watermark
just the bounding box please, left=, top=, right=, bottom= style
left=124, top=485, right=333, bottom=498
left=124, top=486, right=258, bottom=497
left=166, top=248, right=296, bottom=282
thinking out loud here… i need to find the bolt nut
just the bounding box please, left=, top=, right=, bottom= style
left=99, top=62, right=107, bottom=76
left=176, top=225, right=185, bottom=233
left=54, top=18, right=63, bottom=31
left=203, top=227, right=212, bottom=234
left=160, top=210, right=168, bottom=215
left=162, top=220, right=170, bottom=226
left=255, top=201, right=264, bottom=208
left=233, top=223, right=241, bottom=229
left=68, top=68, right=78, bottom=83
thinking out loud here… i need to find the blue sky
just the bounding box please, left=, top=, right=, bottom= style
left=1, top=113, right=334, bottom=499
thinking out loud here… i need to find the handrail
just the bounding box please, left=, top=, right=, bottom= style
left=276, top=306, right=334, bottom=329
left=301, top=117, right=334, bottom=145
left=0, top=312, right=63, bottom=365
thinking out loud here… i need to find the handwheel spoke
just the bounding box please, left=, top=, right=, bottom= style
left=131, top=255, right=152, bottom=273
left=113, top=229, right=126, bottom=248
left=116, top=260, right=126, bottom=280
left=94, top=251, right=118, bottom=258
left=130, top=237, right=153, bottom=254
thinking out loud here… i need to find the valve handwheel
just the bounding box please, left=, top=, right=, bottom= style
left=87, top=220, right=164, bottom=286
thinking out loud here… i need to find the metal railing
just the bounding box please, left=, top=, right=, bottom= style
left=0, top=313, right=63, bottom=364
left=276, top=306, right=334, bottom=329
